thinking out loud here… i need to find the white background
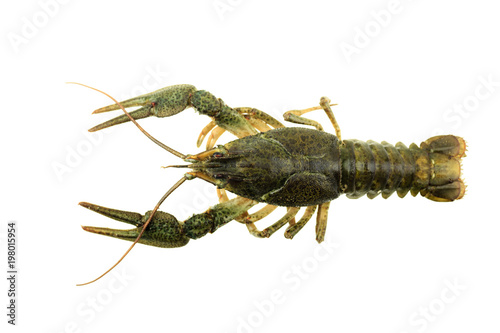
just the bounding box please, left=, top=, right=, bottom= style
left=1, top=1, right=499, bottom=332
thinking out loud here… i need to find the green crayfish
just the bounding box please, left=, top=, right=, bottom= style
left=73, top=83, right=466, bottom=285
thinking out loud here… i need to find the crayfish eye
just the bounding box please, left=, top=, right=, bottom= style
left=212, top=152, right=224, bottom=158
left=151, top=102, right=157, bottom=107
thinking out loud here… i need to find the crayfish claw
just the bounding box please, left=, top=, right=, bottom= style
left=89, top=107, right=153, bottom=132
left=89, top=84, right=197, bottom=132
left=81, top=225, right=140, bottom=240
left=79, top=202, right=143, bottom=226
left=79, top=202, right=190, bottom=248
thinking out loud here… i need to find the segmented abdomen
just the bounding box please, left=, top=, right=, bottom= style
left=339, top=135, right=466, bottom=201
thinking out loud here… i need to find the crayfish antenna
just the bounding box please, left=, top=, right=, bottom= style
left=67, top=82, right=186, bottom=160
left=162, top=164, right=190, bottom=169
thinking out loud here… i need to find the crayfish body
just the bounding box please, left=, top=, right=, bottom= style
left=75, top=84, right=465, bottom=284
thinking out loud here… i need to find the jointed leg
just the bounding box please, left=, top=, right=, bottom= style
left=320, top=97, right=341, bottom=140
left=236, top=107, right=285, bottom=130
left=284, top=205, right=317, bottom=239
left=216, top=189, right=304, bottom=240
left=315, top=202, right=331, bottom=243
left=283, top=104, right=328, bottom=131
left=244, top=204, right=278, bottom=223
left=217, top=188, right=330, bottom=242
left=246, top=207, right=300, bottom=238
left=197, top=120, right=216, bottom=147
left=216, top=189, right=277, bottom=224
left=217, top=188, right=246, bottom=223
left=283, top=97, right=341, bottom=140
left=246, top=118, right=272, bottom=132
left=206, top=126, right=226, bottom=150
left=197, top=107, right=285, bottom=149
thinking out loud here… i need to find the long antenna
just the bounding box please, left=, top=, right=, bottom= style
left=66, top=82, right=186, bottom=159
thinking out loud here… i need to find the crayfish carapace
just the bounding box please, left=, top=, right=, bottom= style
left=73, top=83, right=466, bottom=285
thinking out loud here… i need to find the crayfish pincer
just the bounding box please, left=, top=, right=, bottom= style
left=73, top=83, right=466, bottom=285
left=78, top=196, right=256, bottom=248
